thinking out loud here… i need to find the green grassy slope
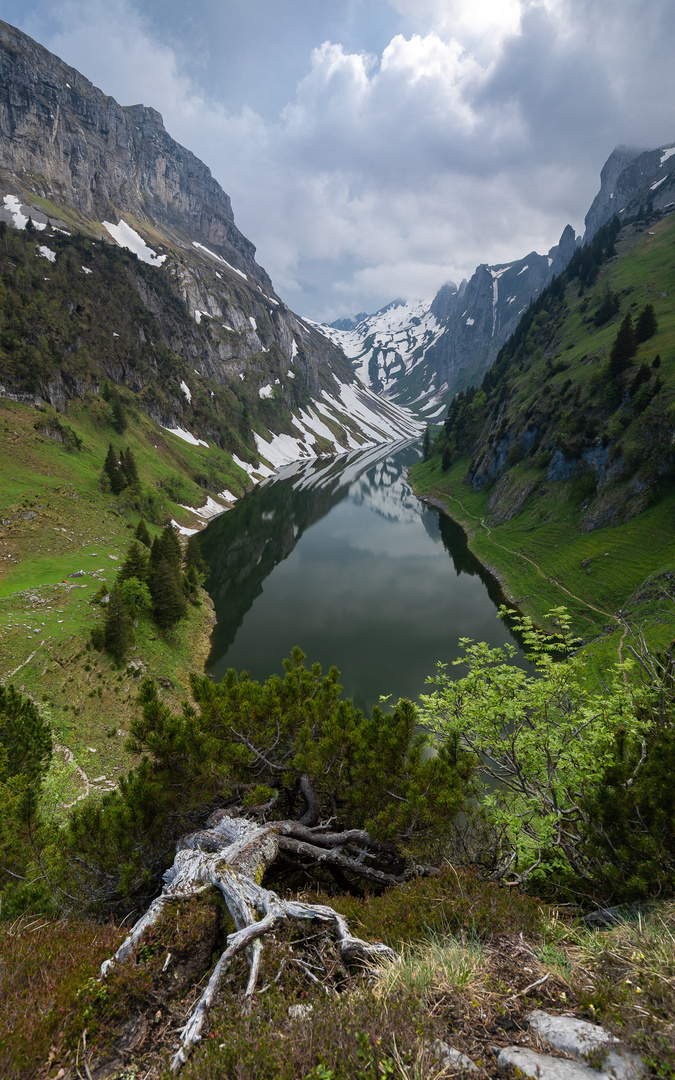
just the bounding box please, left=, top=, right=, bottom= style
left=411, top=211, right=675, bottom=662
left=0, top=395, right=251, bottom=805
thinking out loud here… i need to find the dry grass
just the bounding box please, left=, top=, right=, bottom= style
left=371, top=931, right=485, bottom=1004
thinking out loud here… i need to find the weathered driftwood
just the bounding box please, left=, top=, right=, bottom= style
left=100, top=809, right=397, bottom=1072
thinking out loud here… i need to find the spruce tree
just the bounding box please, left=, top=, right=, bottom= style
left=117, top=540, right=149, bottom=585
left=135, top=518, right=152, bottom=547
left=151, top=558, right=187, bottom=630
left=609, top=314, right=637, bottom=379
left=158, top=523, right=183, bottom=570
left=120, top=447, right=141, bottom=490
left=422, top=426, right=431, bottom=461
left=104, top=585, right=135, bottom=663
left=185, top=534, right=208, bottom=581
left=110, top=391, right=128, bottom=434
left=635, top=303, right=657, bottom=343
left=104, top=444, right=126, bottom=494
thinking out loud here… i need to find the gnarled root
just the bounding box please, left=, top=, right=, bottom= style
left=99, top=810, right=397, bottom=1073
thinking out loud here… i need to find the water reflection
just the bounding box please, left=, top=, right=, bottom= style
left=201, top=440, right=523, bottom=714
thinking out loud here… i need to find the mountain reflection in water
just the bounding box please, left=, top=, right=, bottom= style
left=200, top=440, right=523, bottom=714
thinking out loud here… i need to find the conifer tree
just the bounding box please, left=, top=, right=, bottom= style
left=117, top=540, right=149, bottom=585
left=135, top=518, right=152, bottom=547
left=151, top=558, right=187, bottom=630
left=185, top=534, right=208, bottom=581
left=120, top=447, right=140, bottom=490
left=103, top=444, right=126, bottom=494
left=110, top=390, right=128, bottom=434
left=422, top=426, right=431, bottom=461
left=609, top=314, right=638, bottom=379
left=635, top=303, right=657, bottom=343
left=158, top=523, right=183, bottom=570
left=104, top=585, right=135, bottom=663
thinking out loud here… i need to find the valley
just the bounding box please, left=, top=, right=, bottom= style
left=1, top=14, right=675, bottom=1080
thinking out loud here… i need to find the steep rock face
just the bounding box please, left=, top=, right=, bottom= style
left=0, top=20, right=265, bottom=284
left=0, top=22, right=422, bottom=466
left=584, top=142, right=675, bottom=239
left=319, top=224, right=578, bottom=415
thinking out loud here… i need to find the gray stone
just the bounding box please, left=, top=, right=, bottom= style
left=498, top=1045, right=615, bottom=1079
left=431, top=1039, right=479, bottom=1073
left=527, top=1012, right=645, bottom=1080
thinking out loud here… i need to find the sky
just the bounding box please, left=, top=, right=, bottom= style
left=2, top=0, right=674, bottom=322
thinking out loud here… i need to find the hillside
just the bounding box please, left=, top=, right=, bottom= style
left=410, top=207, right=675, bottom=657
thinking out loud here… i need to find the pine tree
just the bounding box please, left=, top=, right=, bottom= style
left=151, top=558, right=187, bottom=630
left=158, top=523, right=183, bottom=570
left=120, top=447, right=140, bottom=490
left=135, top=518, right=152, bottom=547
left=110, top=391, right=128, bottom=434
left=185, top=534, right=208, bottom=581
left=117, top=540, right=149, bottom=585
left=422, top=426, right=431, bottom=461
left=104, top=585, right=135, bottom=663
left=103, top=444, right=126, bottom=494
left=609, top=314, right=638, bottom=379
left=635, top=303, right=657, bottom=343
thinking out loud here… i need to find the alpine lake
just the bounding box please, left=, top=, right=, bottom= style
left=199, top=440, right=525, bottom=715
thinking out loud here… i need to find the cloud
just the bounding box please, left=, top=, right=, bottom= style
left=12, top=0, right=675, bottom=320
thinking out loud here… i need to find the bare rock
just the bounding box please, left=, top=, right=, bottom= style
left=498, top=1045, right=614, bottom=1079
left=527, top=1011, right=645, bottom=1080
left=431, top=1039, right=479, bottom=1073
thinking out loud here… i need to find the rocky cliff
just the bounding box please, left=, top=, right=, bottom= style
left=0, top=20, right=420, bottom=468
left=0, top=19, right=265, bottom=284
left=583, top=142, right=675, bottom=239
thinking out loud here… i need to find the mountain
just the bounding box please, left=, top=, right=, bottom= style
left=408, top=202, right=675, bottom=653
left=0, top=20, right=420, bottom=485
left=318, top=139, right=675, bottom=418
left=423, top=206, right=675, bottom=532
left=317, top=226, right=578, bottom=417
left=583, top=142, right=675, bottom=239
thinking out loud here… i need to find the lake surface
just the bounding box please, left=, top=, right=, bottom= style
left=201, top=440, right=523, bottom=714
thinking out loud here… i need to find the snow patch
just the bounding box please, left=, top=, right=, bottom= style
left=651, top=175, right=667, bottom=191
left=191, top=241, right=248, bottom=279
left=171, top=519, right=199, bottom=537
left=3, top=195, right=27, bottom=229
left=82, top=266, right=92, bottom=274
left=258, top=384, right=274, bottom=399
left=287, top=369, right=295, bottom=379
left=232, top=454, right=274, bottom=479
left=37, top=245, right=56, bottom=262
left=249, top=316, right=257, bottom=331
left=660, top=147, right=675, bottom=167
left=238, top=372, right=245, bottom=380
left=291, top=338, right=298, bottom=358
left=466, top=317, right=474, bottom=326
left=180, top=380, right=192, bottom=403
left=102, top=220, right=166, bottom=266
left=161, top=425, right=208, bottom=447
left=517, top=265, right=529, bottom=275
left=179, top=495, right=227, bottom=522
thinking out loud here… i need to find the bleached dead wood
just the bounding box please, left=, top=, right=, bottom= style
left=100, top=809, right=397, bottom=1072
